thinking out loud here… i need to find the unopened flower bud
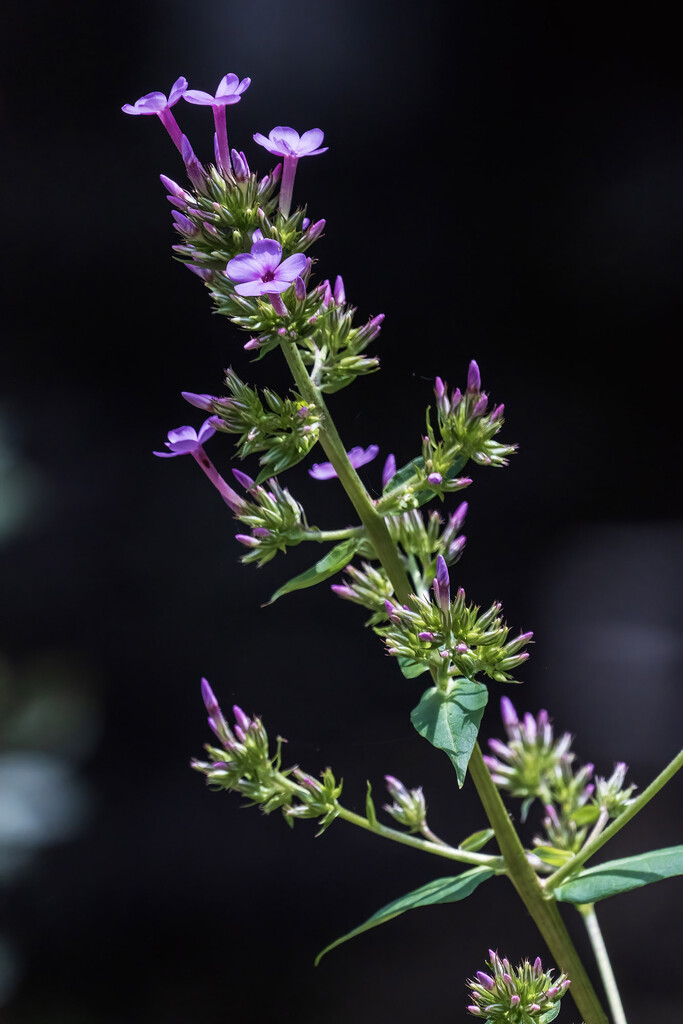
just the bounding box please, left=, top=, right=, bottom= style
left=467, top=359, right=481, bottom=393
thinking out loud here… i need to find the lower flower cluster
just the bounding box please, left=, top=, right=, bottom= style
left=467, top=951, right=570, bottom=1022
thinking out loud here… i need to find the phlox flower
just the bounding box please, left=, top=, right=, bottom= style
left=225, top=239, right=307, bottom=315
left=308, top=445, right=379, bottom=480
left=184, top=73, right=251, bottom=174
left=122, top=77, right=188, bottom=152
left=252, top=127, right=328, bottom=218
left=153, top=419, right=245, bottom=514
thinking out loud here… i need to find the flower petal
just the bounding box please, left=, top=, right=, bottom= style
left=225, top=253, right=265, bottom=283
left=183, top=89, right=216, bottom=105
left=274, top=252, right=308, bottom=283
left=298, top=128, right=325, bottom=154
left=168, top=77, right=188, bottom=105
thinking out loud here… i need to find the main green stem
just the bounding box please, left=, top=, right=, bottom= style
left=279, top=337, right=608, bottom=1024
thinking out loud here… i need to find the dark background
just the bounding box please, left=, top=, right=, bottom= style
left=1, top=2, right=682, bottom=1021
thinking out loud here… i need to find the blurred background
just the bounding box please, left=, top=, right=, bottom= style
left=1, top=1, right=682, bottom=1020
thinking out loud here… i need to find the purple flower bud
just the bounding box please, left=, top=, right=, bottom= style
left=231, top=148, right=250, bottom=180
left=252, top=527, right=271, bottom=538
left=449, top=501, right=468, bottom=534
left=181, top=134, right=206, bottom=190
left=434, top=376, right=446, bottom=400
left=510, top=994, right=521, bottom=1006
left=451, top=387, right=462, bottom=407
left=294, top=276, right=307, bottom=301
left=529, top=1004, right=541, bottom=1013
left=201, top=677, right=221, bottom=716
left=244, top=337, right=261, bottom=350
left=476, top=972, right=495, bottom=990
left=306, top=218, right=326, bottom=242
left=384, top=599, right=401, bottom=624
left=418, top=631, right=437, bottom=641
left=186, top=263, right=212, bottom=281
left=333, top=275, right=345, bottom=304
left=545, top=986, right=559, bottom=998
left=500, top=696, right=519, bottom=730
left=466, top=1006, right=483, bottom=1016
left=490, top=403, right=505, bottom=422
left=533, top=957, right=543, bottom=973
left=427, top=472, right=443, bottom=486
left=160, top=173, right=192, bottom=200
left=232, top=707, right=252, bottom=733
left=433, top=554, right=451, bottom=612
left=448, top=536, right=467, bottom=561
left=523, top=712, right=537, bottom=740
left=235, top=534, right=259, bottom=547
left=231, top=468, right=255, bottom=490
left=171, top=210, right=198, bottom=235
left=472, top=394, right=488, bottom=417
left=467, top=359, right=481, bottom=393
left=330, top=583, right=355, bottom=599
left=382, top=453, right=397, bottom=489
left=456, top=642, right=468, bottom=654
left=181, top=391, right=215, bottom=410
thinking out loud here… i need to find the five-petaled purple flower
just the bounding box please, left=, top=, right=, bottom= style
left=153, top=419, right=245, bottom=514
left=308, top=445, right=379, bottom=480
left=225, top=238, right=307, bottom=316
left=184, top=73, right=251, bottom=175
left=122, top=77, right=188, bottom=152
left=253, top=127, right=328, bottom=218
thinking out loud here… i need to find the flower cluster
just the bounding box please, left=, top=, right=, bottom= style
left=124, top=72, right=382, bottom=392
left=188, top=367, right=322, bottom=480
left=485, top=698, right=637, bottom=858
left=192, top=679, right=341, bottom=831
left=230, top=470, right=309, bottom=566
left=378, top=557, right=533, bottom=687
left=467, top=951, right=571, bottom=1022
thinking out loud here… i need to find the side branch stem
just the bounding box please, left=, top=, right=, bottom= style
left=578, top=904, right=628, bottom=1024
left=544, top=747, right=683, bottom=893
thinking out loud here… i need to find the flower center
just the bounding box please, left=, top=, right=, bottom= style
left=262, top=270, right=275, bottom=282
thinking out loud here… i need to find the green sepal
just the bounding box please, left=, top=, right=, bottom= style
left=554, top=845, right=683, bottom=904
left=365, top=781, right=378, bottom=829
left=397, top=656, right=431, bottom=679
left=533, top=846, right=575, bottom=867
left=459, top=828, right=496, bottom=852
left=265, top=538, right=362, bottom=604
left=410, top=679, right=489, bottom=788
left=314, top=866, right=494, bottom=965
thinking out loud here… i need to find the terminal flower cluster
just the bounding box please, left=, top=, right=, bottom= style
left=467, top=951, right=571, bottom=1022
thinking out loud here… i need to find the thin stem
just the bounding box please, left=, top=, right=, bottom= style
left=468, top=745, right=608, bottom=1024
left=545, top=747, right=683, bottom=894
left=302, top=526, right=363, bottom=543
left=279, top=339, right=413, bottom=604
left=336, top=805, right=504, bottom=870
left=578, top=904, right=628, bottom=1024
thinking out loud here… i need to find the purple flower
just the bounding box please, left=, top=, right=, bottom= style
left=382, top=453, right=397, bottom=489
left=153, top=420, right=216, bottom=456
left=252, top=127, right=328, bottom=218
left=226, top=239, right=306, bottom=296
left=308, top=445, right=379, bottom=480
left=122, top=77, right=187, bottom=152
left=153, top=419, right=245, bottom=514
left=184, top=73, right=251, bottom=175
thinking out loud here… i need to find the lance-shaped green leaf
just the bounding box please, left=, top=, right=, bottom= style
left=315, top=866, right=494, bottom=965
left=410, top=679, right=489, bottom=787
left=266, top=537, right=362, bottom=604
left=554, top=845, right=683, bottom=904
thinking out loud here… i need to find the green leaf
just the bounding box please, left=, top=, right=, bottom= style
left=570, top=805, right=601, bottom=826
left=315, top=866, right=494, bottom=965
left=554, top=845, right=683, bottom=904
left=265, top=538, right=361, bottom=604
left=538, top=1005, right=562, bottom=1023
left=459, top=828, right=496, bottom=852
left=397, top=656, right=430, bottom=679
left=410, top=680, right=489, bottom=788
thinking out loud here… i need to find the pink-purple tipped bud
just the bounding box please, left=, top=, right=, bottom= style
left=384, top=599, right=401, bottom=624
left=472, top=394, right=488, bottom=417
left=476, top=972, right=495, bottom=990
left=433, top=554, right=451, bottom=612
left=510, top=994, right=521, bottom=1006
left=244, top=337, right=261, bottom=350
left=306, top=218, right=326, bottom=242
left=232, top=468, right=255, bottom=490
left=201, top=677, right=221, bottom=717
left=294, top=276, right=307, bottom=301
left=382, top=453, right=397, bottom=489
left=182, top=391, right=215, bottom=410
left=230, top=148, right=250, bottom=180
left=333, top=275, right=345, bottom=304
left=428, top=472, right=443, bottom=485
left=500, top=696, right=519, bottom=730
left=467, top=359, right=481, bottom=393
left=232, top=705, right=251, bottom=732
